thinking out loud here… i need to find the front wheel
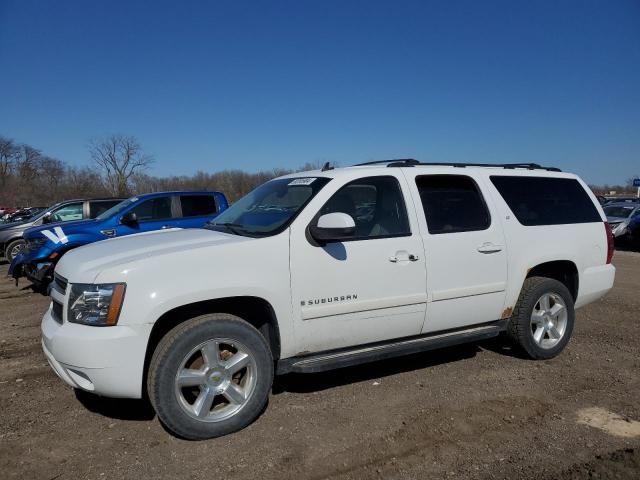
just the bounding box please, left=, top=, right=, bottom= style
left=147, top=314, right=274, bottom=440
left=507, top=276, right=575, bottom=360
left=5, top=239, right=25, bottom=262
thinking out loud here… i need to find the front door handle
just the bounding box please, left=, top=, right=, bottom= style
left=477, top=242, right=503, bottom=254
left=389, top=252, right=420, bottom=262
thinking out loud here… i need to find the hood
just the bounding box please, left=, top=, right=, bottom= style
left=24, top=218, right=96, bottom=239
left=0, top=219, right=30, bottom=232
left=56, top=228, right=251, bottom=283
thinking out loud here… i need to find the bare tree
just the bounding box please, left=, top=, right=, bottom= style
left=89, top=134, right=153, bottom=196
left=0, top=136, right=18, bottom=187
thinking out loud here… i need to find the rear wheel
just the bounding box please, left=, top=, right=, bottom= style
left=6, top=239, right=25, bottom=262
left=148, top=313, right=273, bottom=440
left=507, top=276, right=575, bottom=359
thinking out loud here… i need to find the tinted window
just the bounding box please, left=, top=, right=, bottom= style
left=130, top=197, right=173, bottom=221
left=51, top=202, right=83, bottom=222
left=320, top=176, right=410, bottom=238
left=180, top=195, right=217, bottom=217
left=490, top=176, right=601, bottom=226
left=416, top=175, right=490, bottom=234
left=207, top=177, right=331, bottom=236
left=89, top=200, right=121, bottom=218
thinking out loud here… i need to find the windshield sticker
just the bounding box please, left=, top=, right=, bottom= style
left=288, top=178, right=316, bottom=186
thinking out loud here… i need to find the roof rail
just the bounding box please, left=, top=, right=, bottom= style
left=354, top=159, right=561, bottom=172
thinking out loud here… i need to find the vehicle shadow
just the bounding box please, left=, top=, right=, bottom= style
left=74, top=389, right=156, bottom=421
left=273, top=342, right=483, bottom=394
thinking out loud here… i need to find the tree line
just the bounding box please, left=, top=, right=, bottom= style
left=0, top=133, right=636, bottom=207
left=0, top=134, right=320, bottom=206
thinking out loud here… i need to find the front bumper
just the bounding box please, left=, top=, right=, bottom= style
left=9, top=254, right=55, bottom=289
left=41, top=303, right=152, bottom=398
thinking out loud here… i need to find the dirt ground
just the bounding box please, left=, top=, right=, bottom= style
left=1, top=252, right=639, bottom=480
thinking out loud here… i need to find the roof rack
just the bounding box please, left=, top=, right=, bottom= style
left=354, top=159, right=561, bottom=172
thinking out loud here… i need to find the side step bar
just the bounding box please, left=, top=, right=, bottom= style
left=277, top=320, right=508, bottom=374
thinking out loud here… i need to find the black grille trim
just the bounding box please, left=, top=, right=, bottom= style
left=53, top=274, right=68, bottom=293
left=52, top=300, right=63, bottom=324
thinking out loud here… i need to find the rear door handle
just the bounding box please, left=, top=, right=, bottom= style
left=477, top=242, right=503, bottom=254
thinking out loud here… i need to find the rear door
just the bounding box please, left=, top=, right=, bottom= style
left=116, top=196, right=176, bottom=235
left=175, top=194, right=219, bottom=228
left=406, top=172, right=508, bottom=333
left=88, top=200, right=122, bottom=219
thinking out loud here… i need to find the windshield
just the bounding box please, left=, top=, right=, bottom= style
left=205, top=177, right=331, bottom=236
left=96, top=197, right=137, bottom=221
left=604, top=205, right=635, bottom=218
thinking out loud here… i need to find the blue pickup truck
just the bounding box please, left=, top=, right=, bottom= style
left=10, top=190, right=228, bottom=290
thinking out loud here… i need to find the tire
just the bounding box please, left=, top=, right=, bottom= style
left=507, top=276, right=575, bottom=360
left=148, top=313, right=274, bottom=440
left=5, top=239, right=26, bottom=262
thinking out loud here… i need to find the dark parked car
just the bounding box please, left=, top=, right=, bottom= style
left=0, top=198, right=123, bottom=262
left=0, top=207, right=46, bottom=224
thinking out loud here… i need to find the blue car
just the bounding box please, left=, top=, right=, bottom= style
left=10, top=190, right=228, bottom=290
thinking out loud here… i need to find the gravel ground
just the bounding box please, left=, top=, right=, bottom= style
left=1, top=251, right=639, bottom=479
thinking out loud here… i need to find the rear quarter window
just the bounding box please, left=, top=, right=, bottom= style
left=490, top=176, right=601, bottom=226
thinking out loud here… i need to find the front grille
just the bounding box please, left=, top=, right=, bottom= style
left=52, top=300, right=63, bottom=324
left=53, top=274, right=68, bottom=293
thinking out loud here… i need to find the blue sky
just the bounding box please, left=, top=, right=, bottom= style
left=1, top=0, right=639, bottom=185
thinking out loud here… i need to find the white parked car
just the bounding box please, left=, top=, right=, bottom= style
left=42, top=160, right=615, bottom=439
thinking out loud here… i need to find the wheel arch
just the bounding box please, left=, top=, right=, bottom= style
left=142, top=296, right=281, bottom=395
left=525, top=260, right=579, bottom=301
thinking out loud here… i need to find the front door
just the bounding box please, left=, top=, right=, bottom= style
left=289, top=174, right=427, bottom=353
left=116, top=196, right=176, bottom=235
left=407, top=173, right=508, bottom=333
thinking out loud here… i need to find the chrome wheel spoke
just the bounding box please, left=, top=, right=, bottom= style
left=548, top=324, right=561, bottom=339
left=531, top=310, right=545, bottom=325
left=224, top=351, right=250, bottom=374
left=192, top=387, right=216, bottom=418
left=222, top=383, right=246, bottom=405
left=549, top=302, right=564, bottom=318
left=177, top=368, right=206, bottom=387
left=533, top=326, right=546, bottom=344
left=201, top=341, right=221, bottom=367
left=538, top=294, right=551, bottom=311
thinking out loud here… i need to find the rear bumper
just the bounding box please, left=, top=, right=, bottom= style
left=575, top=264, right=616, bottom=309
left=41, top=306, right=152, bottom=398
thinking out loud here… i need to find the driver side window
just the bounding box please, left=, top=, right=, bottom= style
left=319, top=176, right=410, bottom=239
left=52, top=202, right=83, bottom=222
left=130, top=197, right=173, bottom=221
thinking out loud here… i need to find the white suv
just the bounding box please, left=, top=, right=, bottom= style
left=42, top=160, right=615, bottom=439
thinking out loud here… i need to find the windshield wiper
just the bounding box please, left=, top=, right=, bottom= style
left=208, top=222, right=247, bottom=236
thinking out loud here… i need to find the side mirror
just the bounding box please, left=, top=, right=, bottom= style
left=310, top=213, right=356, bottom=243
left=42, top=213, right=52, bottom=224
left=120, top=211, right=138, bottom=226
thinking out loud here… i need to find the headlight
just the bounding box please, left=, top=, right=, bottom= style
left=68, top=283, right=126, bottom=326
left=26, top=237, right=47, bottom=250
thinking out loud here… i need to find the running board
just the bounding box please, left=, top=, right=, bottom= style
left=277, top=320, right=507, bottom=374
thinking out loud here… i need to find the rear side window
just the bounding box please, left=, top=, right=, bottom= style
left=130, top=197, right=173, bottom=221
left=490, top=176, right=601, bottom=226
left=415, top=175, right=490, bottom=234
left=89, top=200, right=121, bottom=218
left=180, top=195, right=217, bottom=217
